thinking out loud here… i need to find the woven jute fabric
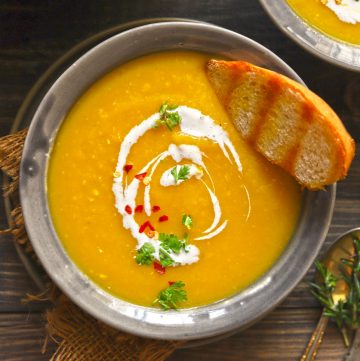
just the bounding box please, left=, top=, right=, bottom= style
left=0, top=129, right=182, bottom=360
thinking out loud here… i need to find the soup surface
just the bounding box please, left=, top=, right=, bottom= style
left=286, top=0, right=360, bottom=45
left=48, top=51, right=302, bottom=308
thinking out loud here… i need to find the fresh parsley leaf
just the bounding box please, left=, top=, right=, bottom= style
left=182, top=214, right=193, bottom=230
left=170, top=166, right=178, bottom=182
left=178, top=165, right=190, bottom=180
left=165, top=112, right=181, bottom=130
left=153, top=281, right=187, bottom=310
left=159, top=233, right=186, bottom=254
left=171, top=165, right=190, bottom=184
left=135, top=242, right=155, bottom=265
left=159, top=102, right=179, bottom=114
left=156, top=102, right=181, bottom=130
left=159, top=103, right=168, bottom=115
left=159, top=248, right=175, bottom=267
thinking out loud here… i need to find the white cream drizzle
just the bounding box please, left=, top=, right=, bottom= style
left=195, top=220, right=228, bottom=241
left=144, top=152, right=168, bottom=216
left=324, top=0, right=360, bottom=24
left=113, top=106, right=244, bottom=267
left=177, top=107, right=243, bottom=173
left=168, top=144, right=204, bottom=165
left=201, top=181, right=222, bottom=235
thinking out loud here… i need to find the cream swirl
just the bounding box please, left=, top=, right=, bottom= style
left=113, top=106, right=244, bottom=266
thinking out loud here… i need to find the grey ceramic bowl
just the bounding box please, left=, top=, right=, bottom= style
left=259, top=0, right=360, bottom=72
left=20, top=21, right=335, bottom=340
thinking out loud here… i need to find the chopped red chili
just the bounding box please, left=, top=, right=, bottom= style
left=168, top=281, right=175, bottom=286
left=158, top=215, right=168, bottom=222
left=152, top=205, right=160, bottom=213
left=153, top=262, right=166, bottom=275
left=134, top=172, right=147, bottom=181
left=124, top=205, right=132, bottom=215
left=138, top=220, right=155, bottom=233
left=123, top=164, right=133, bottom=173
left=139, top=222, right=148, bottom=233
left=148, top=221, right=155, bottom=231
left=134, top=205, right=144, bottom=213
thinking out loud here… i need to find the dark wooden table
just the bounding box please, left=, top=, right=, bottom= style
left=1, top=1, right=359, bottom=360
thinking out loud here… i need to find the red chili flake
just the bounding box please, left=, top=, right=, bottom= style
left=135, top=172, right=147, bottom=181
left=123, top=164, right=133, bottom=173
left=139, top=221, right=148, bottom=233
left=158, top=215, right=169, bottom=222
left=148, top=221, right=155, bottom=231
left=124, top=205, right=132, bottom=215
left=168, top=281, right=175, bottom=286
left=153, top=262, right=166, bottom=275
left=152, top=205, right=161, bottom=213
left=135, top=205, right=144, bottom=213
left=139, top=221, right=155, bottom=233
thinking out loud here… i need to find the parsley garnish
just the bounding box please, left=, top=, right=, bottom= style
left=153, top=281, right=187, bottom=310
left=159, top=233, right=187, bottom=254
left=182, top=214, right=193, bottom=230
left=135, top=242, right=155, bottom=265
left=136, top=231, right=191, bottom=269
left=311, top=235, right=360, bottom=347
left=171, top=165, right=190, bottom=184
left=155, top=102, right=181, bottom=130
left=159, top=248, right=175, bottom=267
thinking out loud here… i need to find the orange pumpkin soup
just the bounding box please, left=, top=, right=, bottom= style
left=47, top=51, right=302, bottom=308
left=286, top=0, right=360, bottom=45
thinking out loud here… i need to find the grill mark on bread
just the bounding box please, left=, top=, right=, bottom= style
left=249, top=77, right=282, bottom=146
left=280, top=102, right=314, bottom=173
left=225, top=70, right=244, bottom=110
left=206, top=60, right=243, bottom=109
left=301, top=99, right=315, bottom=124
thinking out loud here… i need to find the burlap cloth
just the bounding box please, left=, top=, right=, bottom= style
left=0, top=128, right=183, bottom=360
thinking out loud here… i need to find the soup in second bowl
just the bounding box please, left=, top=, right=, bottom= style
left=286, top=0, right=360, bottom=45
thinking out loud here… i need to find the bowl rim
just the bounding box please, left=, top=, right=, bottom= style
left=259, top=0, right=360, bottom=72
left=19, top=21, right=336, bottom=340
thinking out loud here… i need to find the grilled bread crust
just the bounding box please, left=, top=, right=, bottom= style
left=206, top=60, right=355, bottom=189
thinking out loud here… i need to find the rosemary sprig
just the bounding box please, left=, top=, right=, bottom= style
left=311, top=235, right=360, bottom=347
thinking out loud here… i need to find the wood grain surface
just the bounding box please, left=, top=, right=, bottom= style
left=0, top=0, right=359, bottom=360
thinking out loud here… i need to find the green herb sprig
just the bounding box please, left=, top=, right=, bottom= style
left=135, top=233, right=189, bottom=268
left=135, top=216, right=193, bottom=269
left=182, top=214, right=193, bottom=230
left=155, top=102, right=181, bottom=130
left=153, top=281, right=187, bottom=310
left=159, top=233, right=187, bottom=255
left=159, top=248, right=174, bottom=267
left=158, top=232, right=189, bottom=267
left=311, top=235, right=360, bottom=346
left=171, top=165, right=190, bottom=184
left=135, top=242, right=155, bottom=265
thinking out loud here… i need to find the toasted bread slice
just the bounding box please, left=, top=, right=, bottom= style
left=206, top=60, right=355, bottom=189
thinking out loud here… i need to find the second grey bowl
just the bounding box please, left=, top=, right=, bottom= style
left=259, top=0, right=360, bottom=72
